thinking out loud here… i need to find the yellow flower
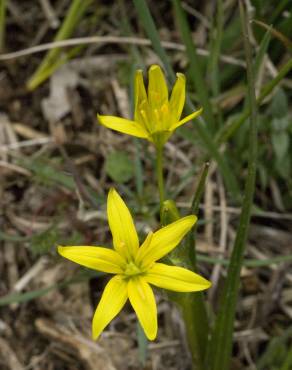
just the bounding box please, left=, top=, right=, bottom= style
left=97, top=65, right=202, bottom=148
left=58, top=189, right=211, bottom=340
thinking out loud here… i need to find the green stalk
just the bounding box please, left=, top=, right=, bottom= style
left=206, top=2, right=258, bottom=369
left=27, top=0, right=92, bottom=90
left=0, top=0, right=6, bottom=52
left=156, top=146, right=165, bottom=205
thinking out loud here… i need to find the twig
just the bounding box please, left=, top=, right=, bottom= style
left=13, top=257, right=49, bottom=292
left=0, top=35, right=246, bottom=67
left=38, top=0, right=60, bottom=28
left=0, top=137, right=54, bottom=152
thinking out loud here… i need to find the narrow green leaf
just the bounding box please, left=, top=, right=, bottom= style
left=270, top=0, right=290, bottom=23
left=132, top=0, right=175, bottom=81
left=257, top=326, right=292, bottom=369
left=253, top=20, right=292, bottom=53
left=206, top=3, right=258, bottom=369
left=280, top=346, right=292, bottom=370
left=178, top=124, right=240, bottom=199
left=190, top=162, right=210, bottom=218
left=27, top=0, right=92, bottom=90
left=173, top=0, right=216, bottom=132
left=207, top=0, right=224, bottom=107
left=253, top=27, right=272, bottom=80
left=0, top=0, right=6, bottom=52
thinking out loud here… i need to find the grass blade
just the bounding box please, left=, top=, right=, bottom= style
left=178, top=123, right=240, bottom=199
left=257, top=326, right=292, bottom=369
left=206, top=2, right=258, bottom=369
left=132, top=0, right=175, bottom=81
left=207, top=0, right=223, bottom=99
left=207, top=0, right=223, bottom=126
left=253, top=26, right=272, bottom=80
left=173, top=0, right=216, bottom=132
left=27, top=0, right=92, bottom=90
left=253, top=20, right=292, bottom=52
left=280, top=346, right=292, bottom=370
left=0, top=0, right=5, bottom=52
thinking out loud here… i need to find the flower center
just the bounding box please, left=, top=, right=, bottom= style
left=124, top=261, right=142, bottom=277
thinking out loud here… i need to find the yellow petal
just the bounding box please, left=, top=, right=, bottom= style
left=128, top=276, right=157, bottom=340
left=146, top=263, right=211, bottom=292
left=92, top=275, right=128, bottom=340
left=58, top=246, right=126, bottom=274
left=107, top=188, right=139, bottom=260
left=148, top=65, right=168, bottom=111
left=134, top=69, right=148, bottom=112
left=135, top=215, right=197, bottom=267
left=170, top=107, right=203, bottom=130
left=97, top=114, right=149, bottom=138
left=169, top=73, right=186, bottom=121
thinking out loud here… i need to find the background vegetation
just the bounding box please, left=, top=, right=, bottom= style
left=0, top=0, right=291, bottom=369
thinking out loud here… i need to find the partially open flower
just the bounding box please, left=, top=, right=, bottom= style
left=97, top=65, right=202, bottom=148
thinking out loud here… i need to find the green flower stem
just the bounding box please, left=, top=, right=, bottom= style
left=156, top=146, right=165, bottom=205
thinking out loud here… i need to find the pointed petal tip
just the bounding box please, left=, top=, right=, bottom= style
left=92, top=330, right=99, bottom=341
left=186, top=214, right=198, bottom=227
left=175, top=72, right=185, bottom=80
left=145, top=328, right=157, bottom=341
left=108, top=187, right=116, bottom=196
left=149, top=64, right=161, bottom=72
left=171, top=107, right=203, bottom=130
left=205, top=279, right=212, bottom=289
left=136, top=68, right=144, bottom=75
left=108, top=187, right=118, bottom=206
left=92, top=322, right=103, bottom=341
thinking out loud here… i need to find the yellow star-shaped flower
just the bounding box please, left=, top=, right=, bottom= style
left=58, top=189, right=210, bottom=340
left=97, top=65, right=202, bottom=148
